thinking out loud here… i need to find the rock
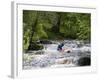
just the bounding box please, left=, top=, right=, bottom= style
left=77, top=57, right=91, bottom=66
left=28, top=42, right=44, bottom=50
left=34, top=51, right=44, bottom=55
left=63, top=48, right=72, bottom=53
left=40, top=40, right=52, bottom=44
left=76, top=41, right=84, bottom=48
left=67, top=50, right=71, bottom=53
left=55, top=58, right=72, bottom=64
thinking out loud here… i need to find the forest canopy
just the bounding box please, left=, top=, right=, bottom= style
left=23, top=10, right=91, bottom=51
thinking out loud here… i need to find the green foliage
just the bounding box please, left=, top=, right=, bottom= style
left=76, top=14, right=91, bottom=40
left=23, top=11, right=38, bottom=25
left=23, top=10, right=91, bottom=51
left=35, top=24, right=48, bottom=39
left=23, top=23, right=31, bottom=51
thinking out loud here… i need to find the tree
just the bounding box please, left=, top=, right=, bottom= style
left=23, top=10, right=91, bottom=51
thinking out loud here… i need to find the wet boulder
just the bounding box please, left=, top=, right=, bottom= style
left=77, top=57, right=91, bottom=66
left=28, top=42, right=44, bottom=50
left=40, top=40, right=52, bottom=44
left=55, top=58, right=72, bottom=64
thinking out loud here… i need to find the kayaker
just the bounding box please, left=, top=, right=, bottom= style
left=57, top=43, right=64, bottom=51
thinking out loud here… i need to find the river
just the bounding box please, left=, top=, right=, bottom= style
left=23, top=40, right=91, bottom=69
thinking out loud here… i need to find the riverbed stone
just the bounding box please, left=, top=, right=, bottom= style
left=77, top=57, right=91, bottom=66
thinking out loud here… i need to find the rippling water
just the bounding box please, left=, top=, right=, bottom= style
left=23, top=40, right=91, bottom=69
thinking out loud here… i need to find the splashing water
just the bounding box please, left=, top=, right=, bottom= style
left=23, top=40, right=91, bottom=69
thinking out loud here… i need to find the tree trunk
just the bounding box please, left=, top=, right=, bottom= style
left=52, top=13, right=61, bottom=33
left=28, top=13, right=39, bottom=50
